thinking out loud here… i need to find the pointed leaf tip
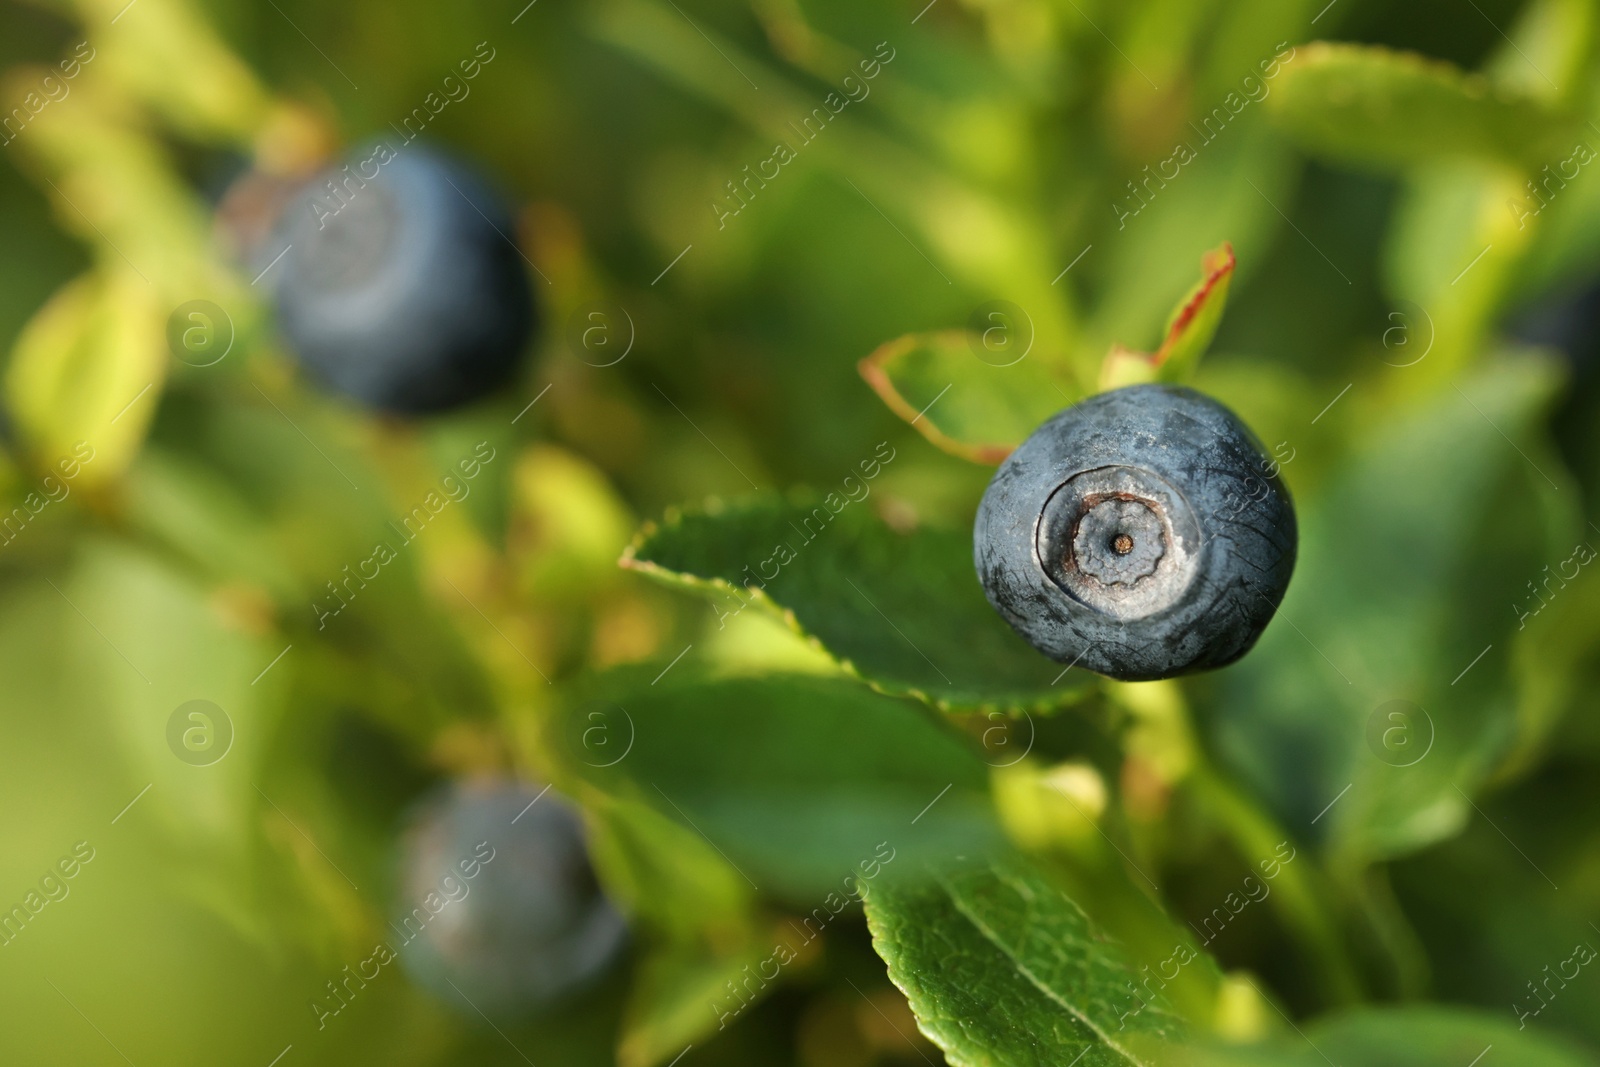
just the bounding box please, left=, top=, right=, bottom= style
left=1097, top=242, right=1236, bottom=390
left=1154, top=241, right=1235, bottom=373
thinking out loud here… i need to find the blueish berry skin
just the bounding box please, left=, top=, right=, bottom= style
left=1507, top=283, right=1600, bottom=492
left=396, top=780, right=626, bottom=1016
left=1508, top=283, right=1600, bottom=368
left=271, top=146, right=534, bottom=414
left=974, top=384, right=1296, bottom=681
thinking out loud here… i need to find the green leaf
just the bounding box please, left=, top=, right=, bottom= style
left=1484, top=0, right=1597, bottom=104
left=76, top=0, right=275, bottom=146
left=584, top=792, right=759, bottom=942
left=509, top=443, right=638, bottom=601
left=859, top=330, right=1074, bottom=465
left=0, top=537, right=357, bottom=971
left=1153, top=244, right=1236, bottom=382
left=1307, top=1006, right=1598, bottom=1065
left=1386, top=746, right=1600, bottom=1042
left=1092, top=115, right=1295, bottom=372
left=549, top=669, right=1000, bottom=900
left=6, top=273, right=166, bottom=486
left=1178, top=1006, right=1598, bottom=1066
left=1209, top=354, right=1572, bottom=863
left=1264, top=42, right=1574, bottom=171
left=622, top=496, right=1093, bottom=713
left=618, top=933, right=776, bottom=1067
left=59, top=537, right=279, bottom=848
left=121, top=449, right=301, bottom=599
left=863, top=853, right=1195, bottom=1067
left=588, top=0, right=1082, bottom=358
left=7, top=69, right=258, bottom=308
left=1483, top=0, right=1600, bottom=302
left=1386, top=167, right=1534, bottom=387
left=1101, top=243, right=1237, bottom=390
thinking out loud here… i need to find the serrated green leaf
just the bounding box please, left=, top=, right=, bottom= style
left=859, top=330, right=1075, bottom=465
left=622, top=496, right=1094, bottom=713
left=1265, top=42, right=1574, bottom=171
left=864, top=853, right=1195, bottom=1067
left=549, top=669, right=1001, bottom=901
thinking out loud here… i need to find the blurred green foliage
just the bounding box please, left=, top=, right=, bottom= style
left=3, top=0, right=1600, bottom=1063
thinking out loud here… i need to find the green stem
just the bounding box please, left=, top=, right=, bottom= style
left=1188, top=762, right=1366, bottom=1008
left=1107, top=680, right=1365, bottom=1011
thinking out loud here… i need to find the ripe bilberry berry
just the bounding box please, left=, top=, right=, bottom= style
left=974, top=384, right=1296, bottom=681
left=271, top=146, right=535, bottom=414
left=396, top=780, right=625, bottom=1014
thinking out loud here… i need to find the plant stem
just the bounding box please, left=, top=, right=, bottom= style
left=1187, top=762, right=1366, bottom=1008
